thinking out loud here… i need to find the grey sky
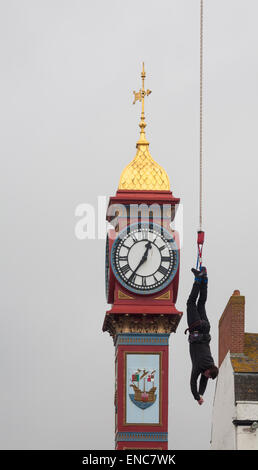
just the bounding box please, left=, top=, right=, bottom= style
left=0, top=0, right=258, bottom=450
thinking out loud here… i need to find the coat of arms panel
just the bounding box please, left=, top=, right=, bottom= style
left=125, top=352, right=161, bottom=425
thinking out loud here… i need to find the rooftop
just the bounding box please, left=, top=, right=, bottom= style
left=231, top=333, right=258, bottom=373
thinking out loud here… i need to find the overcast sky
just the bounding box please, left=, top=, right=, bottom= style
left=0, top=0, right=258, bottom=450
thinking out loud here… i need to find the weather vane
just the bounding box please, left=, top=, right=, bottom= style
left=133, top=63, right=152, bottom=143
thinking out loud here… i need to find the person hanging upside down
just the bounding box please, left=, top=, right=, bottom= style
left=185, top=267, right=218, bottom=405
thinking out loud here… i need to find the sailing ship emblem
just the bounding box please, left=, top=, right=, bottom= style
left=129, top=368, right=157, bottom=410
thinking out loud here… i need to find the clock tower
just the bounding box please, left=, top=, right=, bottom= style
left=103, top=64, right=182, bottom=450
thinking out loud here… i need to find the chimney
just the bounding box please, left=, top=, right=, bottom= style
left=218, top=290, right=245, bottom=367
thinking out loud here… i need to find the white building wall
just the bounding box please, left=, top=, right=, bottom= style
left=211, top=352, right=236, bottom=450
left=236, top=402, right=258, bottom=450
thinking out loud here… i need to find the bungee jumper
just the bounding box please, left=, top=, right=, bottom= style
left=185, top=266, right=218, bottom=405
left=185, top=1, right=218, bottom=404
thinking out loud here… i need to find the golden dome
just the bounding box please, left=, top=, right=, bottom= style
left=118, top=140, right=170, bottom=191
left=118, top=63, right=170, bottom=191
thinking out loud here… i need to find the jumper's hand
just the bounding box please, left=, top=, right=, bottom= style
left=128, top=241, right=152, bottom=281
left=198, top=396, right=204, bottom=405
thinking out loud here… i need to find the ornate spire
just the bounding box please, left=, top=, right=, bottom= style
left=118, top=63, right=170, bottom=191
left=133, top=62, right=152, bottom=145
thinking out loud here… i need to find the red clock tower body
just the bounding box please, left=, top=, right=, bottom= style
left=103, top=65, right=182, bottom=450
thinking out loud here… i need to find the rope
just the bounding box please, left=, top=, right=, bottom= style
left=199, top=0, right=204, bottom=232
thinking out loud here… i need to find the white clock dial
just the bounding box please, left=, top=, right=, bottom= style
left=111, top=223, right=178, bottom=295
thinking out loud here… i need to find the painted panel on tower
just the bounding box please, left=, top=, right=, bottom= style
left=125, top=352, right=161, bottom=425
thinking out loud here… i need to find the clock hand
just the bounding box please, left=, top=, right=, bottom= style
left=145, top=241, right=152, bottom=251
left=128, top=241, right=152, bottom=281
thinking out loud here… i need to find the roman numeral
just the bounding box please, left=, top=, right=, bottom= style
left=120, top=264, right=131, bottom=275
left=161, top=256, right=171, bottom=263
left=142, top=230, right=148, bottom=239
left=118, top=256, right=128, bottom=261
left=130, top=233, right=138, bottom=242
left=159, top=245, right=166, bottom=251
left=129, top=273, right=137, bottom=284
left=152, top=235, right=157, bottom=244
left=142, top=277, right=147, bottom=287
left=158, top=265, right=168, bottom=276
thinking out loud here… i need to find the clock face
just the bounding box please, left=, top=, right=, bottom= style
left=111, top=223, right=179, bottom=295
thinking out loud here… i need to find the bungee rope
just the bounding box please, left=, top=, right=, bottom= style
left=185, top=1, right=205, bottom=337
left=196, top=0, right=205, bottom=271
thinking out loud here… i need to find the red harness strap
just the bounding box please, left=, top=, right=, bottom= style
left=196, top=230, right=205, bottom=270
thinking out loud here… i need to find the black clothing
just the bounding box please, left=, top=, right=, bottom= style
left=187, top=281, right=214, bottom=401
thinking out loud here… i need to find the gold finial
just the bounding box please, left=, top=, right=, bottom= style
left=118, top=63, right=170, bottom=191
left=133, top=62, right=152, bottom=145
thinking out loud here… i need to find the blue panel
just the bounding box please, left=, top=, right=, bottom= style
left=115, top=333, right=169, bottom=348
left=116, top=432, right=168, bottom=442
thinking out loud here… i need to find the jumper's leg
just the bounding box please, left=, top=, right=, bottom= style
left=197, top=280, right=210, bottom=333
left=187, top=281, right=201, bottom=328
